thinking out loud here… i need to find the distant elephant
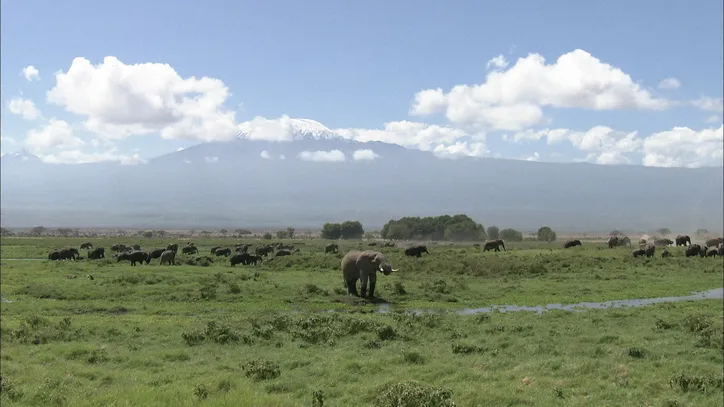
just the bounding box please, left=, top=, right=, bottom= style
left=48, top=250, right=60, bottom=260
left=194, top=256, right=215, bottom=264
left=117, top=250, right=149, bottom=266
left=159, top=250, right=176, bottom=265
left=685, top=244, right=704, bottom=257
left=705, top=237, right=724, bottom=247
left=661, top=249, right=671, bottom=258
left=404, top=245, right=429, bottom=257
left=563, top=239, right=582, bottom=249
left=608, top=236, right=631, bottom=248
left=214, top=248, right=232, bottom=257
left=111, top=243, right=129, bottom=252
left=632, top=249, right=646, bottom=258
left=341, top=250, right=398, bottom=298
left=230, top=252, right=262, bottom=266
left=644, top=243, right=655, bottom=258
left=325, top=243, right=339, bottom=254
left=210, top=246, right=222, bottom=254
left=275, top=249, right=291, bottom=257
left=147, top=248, right=166, bottom=262
left=256, top=246, right=274, bottom=257
left=182, top=245, right=198, bottom=255
left=675, top=235, right=691, bottom=247
left=654, top=238, right=674, bottom=247
left=472, top=243, right=480, bottom=248
left=718, top=243, right=724, bottom=256
left=59, top=248, right=80, bottom=260
left=80, top=242, right=93, bottom=250
left=705, top=246, right=719, bottom=257
left=483, top=239, right=506, bottom=252
left=166, top=243, right=179, bottom=253
left=132, top=244, right=141, bottom=250
left=88, top=247, right=105, bottom=260
left=382, top=242, right=396, bottom=247
left=235, top=244, right=251, bottom=253
left=638, top=238, right=647, bottom=246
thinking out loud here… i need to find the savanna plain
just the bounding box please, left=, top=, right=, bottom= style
left=1, top=237, right=722, bottom=407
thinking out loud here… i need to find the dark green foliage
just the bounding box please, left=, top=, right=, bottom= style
left=381, top=214, right=486, bottom=241
left=537, top=226, right=557, bottom=242
left=500, top=228, right=523, bottom=242
left=242, top=359, right=281, bottom=381
left=374, top=381, right=457, bottom=407
left=321, top=220, right=365, bottom=239
left=486, top=225, right=500, bottom=240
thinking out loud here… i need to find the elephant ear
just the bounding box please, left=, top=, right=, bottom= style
left=355, top=252, right=374, bottom=270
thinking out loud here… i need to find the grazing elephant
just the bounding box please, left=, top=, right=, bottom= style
left=117, top=250, right=149, bottom=266
left=88, top=247, right=105, bottom=260
left=675, top=235, right=691, bottom=247
left=661, top=249, right=671, bottom=258
left=132, top=244, right=141, bottom=250
left=632, top=248, right=646, bottom=257
left=705, top=246, right=719, bottom=257
left=275, top=249, right=292, bottom=257
left=159, top=250, right=176, bottom=265
left=210, top=246, right=222, bottom=254
left=235, top=244, right=251, bottom=253
left=147, top=248, right=166, bottom=262
left=325, top=243, right=339, bottom=254
left=166, top=243, right=179, bottom=253
left=404, top=245, right=429, bottom=257
left=563, top=239, right=582, bottom=249
left=608, top=236, right=631, bottom=248
left=654, top=238, right=674, bottom=247
left=638, top=238, right=647, bottom=247
left=644, top=243, right=655, bottom=258
left=182, top=245, right=198, bottom=255
left=80, top=242, right=93, bottom=250
left=111, top=243, right=128, bottom=252
left=194, top=256, right=215, bottom=264
left=230, top=252, right=262, bottom=266
left=214, top=248, right=232, bottom=257
left=685, top=244, right=705, bottom=257
left=341, top=250, right=398, bottom=298
left=483, top=239, right=506, bottom=252
left=705, top=237, right=724, bottom=247
left=48, top=250, right=60, bottom=260
left=256, top=246, right=274, bottom=257
left=59, top=248, right=80, bottom=260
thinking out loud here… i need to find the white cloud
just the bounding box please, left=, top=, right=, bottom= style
left=298, top=150, right=346, bottom=162
left=410, top=49, right=669, bottom=131
left=657, top=78, right=681, bottom=89
left=525, top=152, right=540, bottom=161
left=25, top=119, right=84, bottom=150
left=46, top=56, right=238, bottom=142
left=260, top=150, right=271, bottom=159
left=204, top=156, right=219, bottom=163
left=7, top=98, right=41, bottom=120
left=352, top=149, right=379, bottom=161
left=39, top=149, right=147, bottom=165
left=433, top=141, right=488, bottom=159
left=705, top=115, right=721, bottom=124
left=486, top=55, right=509, bottom=70
left=642, top=125, right=723, bottom=168
left=22, top=66, right=40, bottom=81
left=690, top=96, right=724, bottom=113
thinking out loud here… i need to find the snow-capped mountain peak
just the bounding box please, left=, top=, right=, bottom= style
left=1, top=148, right=41, bottom=163
left=236, top=116, right=343, bottom=141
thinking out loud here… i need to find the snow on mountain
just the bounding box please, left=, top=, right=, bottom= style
left=236, top=116, right=343, bottom=141
left=0, top=148, right=42, bottom=164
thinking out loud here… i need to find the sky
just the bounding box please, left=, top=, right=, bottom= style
left=1, top=0, right=722, bottom=167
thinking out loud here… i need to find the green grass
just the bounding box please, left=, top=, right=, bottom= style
left=1, top=237, right=722, bottom=406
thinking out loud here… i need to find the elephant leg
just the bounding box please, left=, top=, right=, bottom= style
left=368, top=273, right=377, bottom=298
left=346, top=278, right=358, bottom=296
left=360, top=271, right=369, bottom=298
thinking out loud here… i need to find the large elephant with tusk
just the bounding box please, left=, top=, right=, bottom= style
left=341, top=250, right=398, bottom=298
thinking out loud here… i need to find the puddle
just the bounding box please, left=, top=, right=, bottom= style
left=372, top=288, right=723, bottom=315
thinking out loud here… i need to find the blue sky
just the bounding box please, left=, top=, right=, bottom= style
left=1, top=0, right=722, bottom=166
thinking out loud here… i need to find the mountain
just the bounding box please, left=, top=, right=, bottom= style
left=1, top=119, right=722, bottom=233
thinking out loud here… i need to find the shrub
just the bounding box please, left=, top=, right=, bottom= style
left=242, top=359, right=281, bottom=381
left=374, top=381, right=456, bottom=407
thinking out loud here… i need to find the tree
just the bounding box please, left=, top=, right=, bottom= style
left=200, top=231, right=211, bottom=238
left=56, top=228, right=73, bottom=237
left=262, top=232, right=273, bottom=240
left=695, top=229, right=709, bottom=236
left=219, top=229, right=228, bottom=237
left=143, top=231, right=154, bottom=238
left=155, top=230, right=167, bottom=238
left=321, top=223, right=342, bottom=239
left=656, top=228, right=671, bottom=237
left=486, top=226, right=500, bottom=240
left=340, top=221, right=365, bottom=239
left=536, top=226, right=557, bottom=242
left=380, top=214, right=486, bottom=241
left=286, top=227, right=295, bottom=239
left=31, top=226, right=46, bottom=236
left=500, top=228, right=523, bottom=242
left=276, top=230, right=289, bottom=239
left=0, top=228, right=13, bottom=236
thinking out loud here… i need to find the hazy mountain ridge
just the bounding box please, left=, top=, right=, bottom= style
left=1, top=132, right=722, bottom=232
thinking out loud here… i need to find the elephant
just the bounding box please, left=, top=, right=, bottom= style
left=230, top=252, right=262, bottom=266
left=483, top=239, right=506, bottom=252
left=117, top=250, right=149, bottom=266
left=654, top=238, right=674, bottom=247
left=341, top=250, right=398, bottom=298
left=608, top=236, right=631, bottom=248
left=404, top=245, right=429, bottom=257
left=644, top=243, right=655, bottom=258
left=563, top=239, right=582, bottom=249
left=685, top=244, right=705, bottom=257
left=48, top=250, right=60, bottom=260
left=182, top=245, right=198, bottom=255
left=59, top=248, right=80, bottom=260
left=718, top=243, right=724, bottom=256
left=210, top=246, right=222, bottom=254
left=256, top=246, right=274, bottom=257
left=382, top=242, right=396, bottom=247
left=80, top=242, right=93, bottom=250
left=111, top=243, right=129, bottom=252
left=214, top=248, right=232, bottom=257
left=166, top=243, right=179, bottom=253
left=147, top=248, right=166, bottom=261
left=194, top=256, right=215, bottom=264
left=638, top=238, right=647, bottom=246
left=675, top=235, right=691, bottom=247
left=275, top=249, right=292, bottom=257
left=661, top=249, right=671, bottom=258
left=235, top=244, right=251, bottom=253
left=705, top=246, right=719, bottom=257
left=632, top=249, right=646, bottom=257
left=705, top=237, right=724, bottom=247
left=132, top=244, right=141, bottom=250
left=325, top=243, right=339, bottom=254
left=88, top=247, right=105, bottom=260
left=159, top=250, right=176, bottom=265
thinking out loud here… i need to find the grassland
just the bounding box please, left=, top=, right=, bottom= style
left=1, top=237, right=722, bottom=406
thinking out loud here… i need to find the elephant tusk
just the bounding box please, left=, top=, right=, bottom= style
left=391, top=268, right=399, bottom=272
